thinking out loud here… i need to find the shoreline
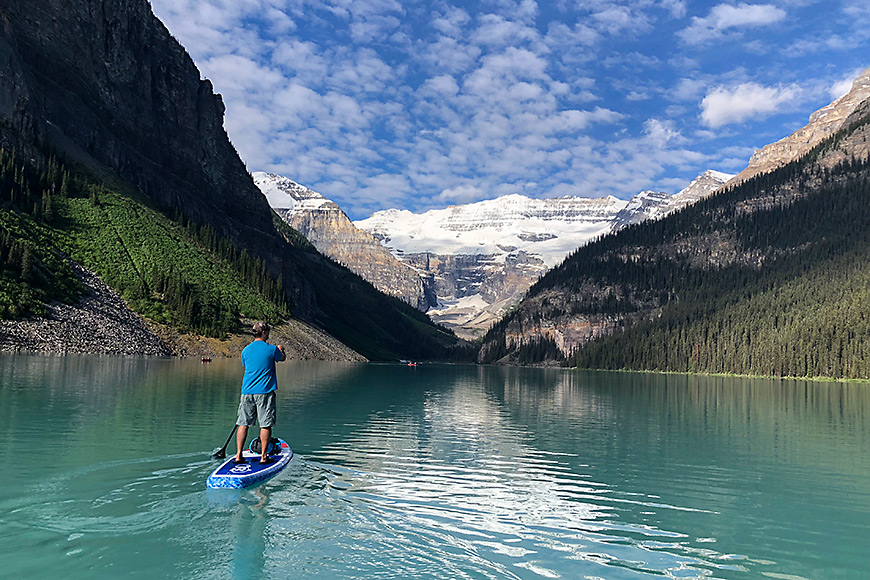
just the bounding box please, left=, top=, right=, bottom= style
left=0, top=261, right=365, bottom=362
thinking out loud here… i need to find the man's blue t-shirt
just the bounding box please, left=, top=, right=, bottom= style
left=241, top=340, right=284, bottom=395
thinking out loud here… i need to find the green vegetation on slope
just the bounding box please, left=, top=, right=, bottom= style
left=570, top=155, right=870, bottom=378
left=0, top=147, right=472, bottom=361
left=575, top=246, right=870, bottom=378
left=0, top=148, right=287, bottom=336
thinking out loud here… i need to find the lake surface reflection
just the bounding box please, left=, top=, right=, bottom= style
left=1, top=356, right=868, bottom=579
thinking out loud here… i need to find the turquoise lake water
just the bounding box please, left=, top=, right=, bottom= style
left=1, top=355, right=868, bottom=579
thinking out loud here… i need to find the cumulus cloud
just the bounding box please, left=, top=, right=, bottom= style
left=149, top=0, right=858, bottom=219
left=700, top=82, right=800, bottom=128
left=660, top=0, right=688, bottom=19
left=679, top=3, right=787, bottom=45
left=436, top=184, right=486, bottom=204
left=591, top=5, right=651, bottom=35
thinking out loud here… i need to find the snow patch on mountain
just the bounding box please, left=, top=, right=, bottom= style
left=254, top=168, right=733, bottom=340
left=355, top=194, right=628, bottom=269
left=253, top=172, right=330, bottom=213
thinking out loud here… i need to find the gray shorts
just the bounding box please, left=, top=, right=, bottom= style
left=237, top=391, right=276, bottom=428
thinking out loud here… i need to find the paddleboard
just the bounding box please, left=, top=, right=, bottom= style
left=207, top=438, right=293, bottom=489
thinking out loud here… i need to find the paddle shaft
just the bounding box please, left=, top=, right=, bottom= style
left=213, top=424, right=238, bottom=459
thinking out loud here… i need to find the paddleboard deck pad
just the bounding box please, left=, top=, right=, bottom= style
left=207, top=438, right=293, bottom=489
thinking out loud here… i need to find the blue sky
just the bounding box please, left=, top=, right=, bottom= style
left=149, top=0, right=869, bottom=220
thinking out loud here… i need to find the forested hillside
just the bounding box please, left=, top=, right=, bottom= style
left=0, top=147, right=466, bottom=360
left=479, top=100, right=870, bottom=379
left=0, top=0, right=468, bottom=361
left=0, top=148, right=288, bottom=336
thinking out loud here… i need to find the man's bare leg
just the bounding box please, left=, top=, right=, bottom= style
left=259, top=426, right=272, bottom=462
left=235, top=425, right=249, bottom=462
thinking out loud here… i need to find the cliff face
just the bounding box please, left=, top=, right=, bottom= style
left=0, top=0, right=463, bottom=361
left=731, top=68, right=870, bottom=184
left=0, top=0, right=316, bottom=316
left=0, top=0, right=273, bottom=242
left=255, top=172, right=433, bottom=310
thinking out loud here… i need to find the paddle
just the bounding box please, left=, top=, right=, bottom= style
left=211, top=425, right=238, bottom=459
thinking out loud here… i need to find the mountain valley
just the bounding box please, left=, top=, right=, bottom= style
left=261, top=169, right=732, bottom=339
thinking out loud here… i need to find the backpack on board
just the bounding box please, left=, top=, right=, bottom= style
left=249, top=437, right=281, bottom=455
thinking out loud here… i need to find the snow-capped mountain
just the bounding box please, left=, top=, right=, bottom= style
left=354, top=170, right=732, bottom=339
left=254, top=169, right=730, bottom=340
left=356, top=194, right=626, bottom=269
left=254, top=172, right=432, bottom=310
left=613, top=170, right=735, bottom=228
left=256, top=172, right=333, bottom=213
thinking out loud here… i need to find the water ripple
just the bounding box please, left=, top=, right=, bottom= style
left=277, top=439, right=743, bottom=580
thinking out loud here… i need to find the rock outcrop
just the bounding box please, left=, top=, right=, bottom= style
left=730, top=68, right=870, bottom=184
left=255, top=172, right=433, bottom=310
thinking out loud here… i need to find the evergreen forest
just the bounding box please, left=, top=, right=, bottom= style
left=482, top=110, right=870, bottom=379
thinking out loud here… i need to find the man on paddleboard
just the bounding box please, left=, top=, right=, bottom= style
left=236, top=321, right=286, bottom=465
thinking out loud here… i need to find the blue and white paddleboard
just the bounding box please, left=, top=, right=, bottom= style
left=207, top=438, right=293, bottom=489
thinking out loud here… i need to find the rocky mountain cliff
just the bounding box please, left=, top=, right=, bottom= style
left=250, top=162, right=727, bottom=341
left=255, top=172, right=433, bottom=310
left=354, top=172, right=731, bottom=339
left=612, top=170, right=734, bottom=228
left=0, top=0, right=462, bottom=361
left=731, top=67, right=870, bottom=184
left=0, top=0, right=272, bottom=244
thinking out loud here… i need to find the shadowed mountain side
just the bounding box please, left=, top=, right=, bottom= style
left=478, top=77, right=870, bottom=378
left=0, top=0, right=465, bottom=361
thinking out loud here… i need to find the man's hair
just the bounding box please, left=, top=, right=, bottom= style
left=252, top=321, right=271, bottom=337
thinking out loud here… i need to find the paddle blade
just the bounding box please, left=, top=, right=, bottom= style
left=211, top=447, right=226, bottom=459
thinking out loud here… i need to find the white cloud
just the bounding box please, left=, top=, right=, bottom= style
left=700, top=82, right=800, bottom=127
left=660, top=0, right=687, bottom=19
left=436, top=184, right=486, bottom=204
left=472, top=14, right=542, bottom=47
left=420, top=75, right=461, bottom=97
left=150, top=0, right=859, bottom=220
left=591, top=5, right=650, bottom=35
left=643, top=118, right=683, bottom=147
left=432, top=6, right=472, bottom=38
left=679, top=3, right=787, bottom=45
left=673, top=77, right=708, bottom=102
left=710, top=3, right=786, bottom=27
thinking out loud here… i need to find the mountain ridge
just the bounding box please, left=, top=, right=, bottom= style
left=255, top=172, right=433, bottom=310
left=730, top=67, right=870, bottom=184
left=257, top=168, right=731, bottom=340
left=354, top=170, right=732, bottom=338
left=476, top=67, right=870, bottom=378
left=0, top=0, right=464, bottom=361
